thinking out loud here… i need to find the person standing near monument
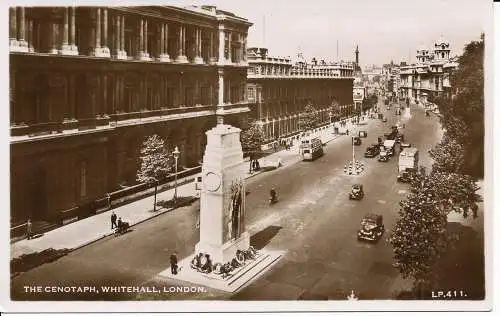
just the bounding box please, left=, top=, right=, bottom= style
left=170, top=252, right=178, bottom=275
left=26, top=219, right=33, bottom=240
left=110, top=211, right=117, bottom=229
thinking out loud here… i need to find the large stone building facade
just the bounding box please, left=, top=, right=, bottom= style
left=398, top=37, right=458, bottom=103
left=10, top=6, right=252, bottom=225
left=246, top=48, right=354, bottom=145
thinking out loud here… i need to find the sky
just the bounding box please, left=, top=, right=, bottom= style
left=5, top=0, right=490, bottom=67
left=169, top=0, right=490, bottom=67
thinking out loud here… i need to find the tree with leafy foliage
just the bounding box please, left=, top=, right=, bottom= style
left=429, top=135, right=466, bottom=174
left=431, top=34, right=484, bottom=177
left=240, top=119, right=265, bottom=172
left=299, top=103, right=320, bottom=132
left=328, top=100, right=341, bottom=122
left=362, top=94, right=378, bottom=111
left=137, top=134, right=173, bottom=212
left=390, top=172, right=449, bottom=296
left=391, top=166, right=482, bottom=296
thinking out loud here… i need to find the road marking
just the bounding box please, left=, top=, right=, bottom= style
left=398, top=190, right=408, bottom=194
left=377, top=200, right=387, bottom=204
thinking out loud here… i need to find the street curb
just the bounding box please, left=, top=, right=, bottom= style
left=12, top=132, right=344, bottom=263
left=71, top=201, right=196, bottom=253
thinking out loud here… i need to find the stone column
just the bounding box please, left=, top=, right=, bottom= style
left=183, top=26, right=186, bottom=56
left=119, top=16, right=126, bottom=59
left=138, top=18, right=144, bottom=57
left=217, top=69, right=224, bottom=106
left=113, top=15, right=119, bottom=57
left=93, top=8, right=107, bottom=57
left=209, top=31, right=216, bottom=64
left=140, top=18, right=150, bottom=60
left=227, top=31, right=232, bottom=63
left=159, top=24, right=164, bottom=55
left=9, top=7, right=17, bottom=47
left=218, top=26, right=225, bottom=64
left=17, top=7, right=27, bottom=50
left=60, top=7, right=72, bottom=54
left=242, top=34, right=247, bottom=62
left=68, top=7, right=78, bottom=54
left=49, top=22, right=59, bottom=54
left=176, top=25, right=187, bottom=63
left=194, top=28, right=203, bottom=64
left=27, top=19, right=34, bottom=52
left=101, top=8, right=110, bottom=56
left=160, top=22, right=170, bottom=62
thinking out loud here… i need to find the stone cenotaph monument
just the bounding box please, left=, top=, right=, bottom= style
left=195, top=119, right=250, bottom=263
left=160, top=117, right=282, bottom=292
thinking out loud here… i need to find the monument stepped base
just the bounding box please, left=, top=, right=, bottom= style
left=158, top=249, right=284, bottom=292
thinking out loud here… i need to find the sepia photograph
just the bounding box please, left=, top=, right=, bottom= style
left=4, top=0, right=493, bottom=312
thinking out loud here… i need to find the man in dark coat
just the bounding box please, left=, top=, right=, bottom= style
left=170, top=252, right=178, bottom=275
left=111, top=212, right=117, bottom=229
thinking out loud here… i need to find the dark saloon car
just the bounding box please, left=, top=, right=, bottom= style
left=364, top=145, right=380, bottom=158
left=349, top=184, right=364, bottom=200
left=357, top=213, right=385, bottom=242
left=378, top=151, right=390, bottom=162
left=353, top=136, right=362, bottom=146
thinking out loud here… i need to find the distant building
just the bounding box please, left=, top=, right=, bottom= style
left=246, top=47, right=354, bottom=147
left=399, top=37, right=458, bottom=103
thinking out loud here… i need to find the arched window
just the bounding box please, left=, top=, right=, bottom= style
left=442, top=52, right=445, bottom=58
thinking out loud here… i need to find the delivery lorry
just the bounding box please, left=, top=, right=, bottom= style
left=383, top=139, right=396, bottom=156
left=398, top=147, right=419, bottom=173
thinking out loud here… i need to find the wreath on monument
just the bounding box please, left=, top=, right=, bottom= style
left=190, top=246, right=258, bottom=279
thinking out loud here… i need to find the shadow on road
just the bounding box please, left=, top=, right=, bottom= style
left=250, top=225, right=282, bottom=250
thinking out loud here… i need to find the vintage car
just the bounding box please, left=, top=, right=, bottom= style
left=378, top=151, right=390, bottom=162
left=353, top=136, right=362, bottom=146
left=382, top=117, right=388, bottom=122
left=400, top=142, right=411, bottom=148
left=349, top=184, right=364, bottom=200
left=364, top=145, right=380, bottom=158
left=358, top=131, right=368, bottom=138
left=395, top=133, right=405, bottom=143
left=357, top=213, right=385, bottom=242
left=397, top=168, right=417, bottom=183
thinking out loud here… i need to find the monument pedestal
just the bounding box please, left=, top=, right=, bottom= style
left=195, top=231, right=250, bottom=264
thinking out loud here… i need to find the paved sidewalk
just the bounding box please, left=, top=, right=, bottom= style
left=11, top=125, right=346, bottom=260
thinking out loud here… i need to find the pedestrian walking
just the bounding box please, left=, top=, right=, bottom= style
left=170, top=252, right=179, bottom=275
left=111, top=211, right=117, bottom=229
left=26, top=219, right=33, bottom=240
left=106, top=193, right=111, bottom=210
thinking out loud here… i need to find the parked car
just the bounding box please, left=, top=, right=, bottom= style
left=349, top=184, right=364, bottom=200
left=364, top=145, right=380, bottom=158
left=357, top=213, right=385, bottom=242
left=378, top=151, right=390, bottom=162
left=353, top=136, right=362, bottom=146
left=359, top=131, right=368, bottom=138
left=395, top=134, right=405, bottom=143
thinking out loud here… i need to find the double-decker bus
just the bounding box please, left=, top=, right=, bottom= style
left=300, top=137, right=324, bottom=161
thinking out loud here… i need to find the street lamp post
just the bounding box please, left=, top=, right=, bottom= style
left=172, top=146, right=180, bottom=205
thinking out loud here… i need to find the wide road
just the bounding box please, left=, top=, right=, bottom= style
left=11, top=99, right=445, bottom=301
